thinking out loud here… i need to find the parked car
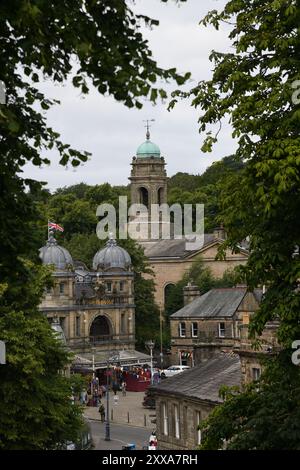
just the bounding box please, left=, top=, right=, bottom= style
left=160, top=365, right=190, bottom=379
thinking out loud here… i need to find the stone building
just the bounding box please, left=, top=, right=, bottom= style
left=151, top=353, right=241, bottom=450
left=39, top=233, right=150, bottom=366
left=169, top=286, right=262, bottom=367
left=128, top=132, right=249, bottom=309
left=237, top=319, right=280, bottom=384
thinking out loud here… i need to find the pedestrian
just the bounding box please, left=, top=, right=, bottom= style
left=113, top=395, right=119, bottom=405
left=98, top=401, right=105, bottom=422
left=121, top=381, right=127, bottom=396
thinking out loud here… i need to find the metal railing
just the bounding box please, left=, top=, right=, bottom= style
left=67, top=334, right=135, bottom=348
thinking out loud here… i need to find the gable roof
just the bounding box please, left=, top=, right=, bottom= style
left=151, top=353, right=241, bottom=404
left=144, top=234, right=249, bottom=261
left=171, top=287, right=248, bottom=319
left=144, top=234, right=217, bottom=259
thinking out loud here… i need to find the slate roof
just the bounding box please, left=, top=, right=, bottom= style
left=74, top=283, right=95, bottom=302
left=151, top=353, right=241, bottom=404
left=144, top=234, right=216, bottom=259
left=171, top=288, right=248, bottom=319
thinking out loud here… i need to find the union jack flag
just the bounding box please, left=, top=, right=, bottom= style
left=48, top=221, right=64, bottom=232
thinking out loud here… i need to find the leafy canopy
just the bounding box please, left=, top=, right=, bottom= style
left=173, top=0, right=300, bottom=345
left=0, top=0, right=190, bottom=449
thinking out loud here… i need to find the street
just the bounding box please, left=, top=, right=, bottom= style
left=88, top=419, right=151, bottom=450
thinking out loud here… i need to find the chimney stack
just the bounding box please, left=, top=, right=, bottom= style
left=213, top=223, right=226, bottom=240
left=183, top=282, right=201, bottom=306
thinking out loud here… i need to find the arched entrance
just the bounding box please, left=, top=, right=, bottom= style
left=89, top=315, right=112, bottom=344
left=139, top=187, right=149, bottom=209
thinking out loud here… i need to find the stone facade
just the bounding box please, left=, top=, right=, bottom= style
left=146, top=245, right=248, bottom=310
left=170, top=288, right=262, bottom=367
left=40, top=270, right=135, bottom=355
left=151, top=353, right=241, bottom=450
left=128, top=135, right=249, bottom=309
left=39, top=237, right=136, bottom=362
left=155, top=394, right=212, bottom=450
left=238, top=321, right=280, bottom=384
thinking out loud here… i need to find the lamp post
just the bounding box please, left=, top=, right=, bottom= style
left=159, top=308, right=164, bottom=369
left=145, top=340, right=155, bottom=385
left=105, top=358, right=110, bottom=441
left=105, top=351, right=120, bottom=442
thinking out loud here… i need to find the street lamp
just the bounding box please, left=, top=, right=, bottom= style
left=159, top=308, right=164, bottom=369
left=105, top=351, right=120, bottom=442
left=145, top=340, right=155, bottom=385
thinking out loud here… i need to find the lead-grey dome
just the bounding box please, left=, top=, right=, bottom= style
left=93, top=237, right=131, bottom=271
left=39, top=233, right=73, bottom=270
left=51, top=317, right=67, bottom=344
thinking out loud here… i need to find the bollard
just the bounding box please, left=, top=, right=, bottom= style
left=144, top=414, right=147, bottom=427
left=111, top=409, right=113, bottom=421
left=127, top=411, right=130, bottom=423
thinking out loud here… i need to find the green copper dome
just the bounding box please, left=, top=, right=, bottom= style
left=136, top=140, right=161, bottom=158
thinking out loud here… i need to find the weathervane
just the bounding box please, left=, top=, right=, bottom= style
left=143, top=119, right=155, bottom=140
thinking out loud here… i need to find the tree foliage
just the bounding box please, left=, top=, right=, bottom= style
left=173, top=0, right=300, bottom=450
left=0, top=0, right=189, bottom=449
left=173, top=0, right=300, bottom=344
left=0, top=261, right=83, bottom=450
left=168, top=156, right=244, bottom=231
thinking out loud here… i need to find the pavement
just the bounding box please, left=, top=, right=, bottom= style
left=83, top=391, right=155, bottom=430
left=88, top=421, right=151, bottom=450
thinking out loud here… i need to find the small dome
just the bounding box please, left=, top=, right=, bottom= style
left=136, top=140, right=161, bottom=158
left=39, top=233, right=73, bottom=270
left=51, top=318, right=67, bottom=345
left=93, top=237, right=131, bottom=271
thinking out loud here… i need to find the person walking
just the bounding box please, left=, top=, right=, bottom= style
left=121, top=381, right=127, bottom=397
left=98, top=401, right=105, bottom=422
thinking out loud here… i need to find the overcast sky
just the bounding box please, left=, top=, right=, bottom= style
left=23, top=0, right=236, bottom=192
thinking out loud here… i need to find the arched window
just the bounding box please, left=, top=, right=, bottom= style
left=139, top=187, right=149, bottom=209
left=164, top=283, right=176, bottom=313
left=158, top=187, right=164, bottom=205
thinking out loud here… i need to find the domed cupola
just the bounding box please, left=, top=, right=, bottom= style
left=136, top=140, right=161, bottom=158
left=39, top=232, right=73, bottom=270
left=136, top=122, right=161, bottom=158
left=51, top=317, right=67, bottom=345
left=93, top=236, right=131, bottom=272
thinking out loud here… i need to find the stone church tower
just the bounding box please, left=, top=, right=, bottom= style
left=128, top=126, right=168, bottom=242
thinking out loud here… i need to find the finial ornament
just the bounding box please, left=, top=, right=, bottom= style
left=47, top=230, right=57, bottom=245
left=143, top=119, right=155, bottom=140
left=106, top=232, right=117, bottom=247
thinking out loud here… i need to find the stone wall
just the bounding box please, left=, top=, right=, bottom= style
left=155, top=394, right=214, bottom=450
left=146, top=248, right=248, bottom=309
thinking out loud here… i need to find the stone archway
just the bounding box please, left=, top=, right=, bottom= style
left=89, top=315, right=112, bottom=343
left=139, top=187, right=149, bottom=209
